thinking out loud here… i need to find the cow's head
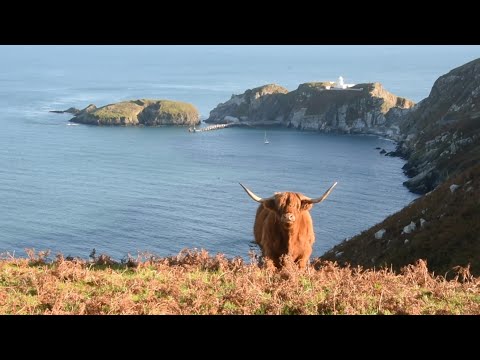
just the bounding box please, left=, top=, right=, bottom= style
left=239, top=182, right=337, bottom=227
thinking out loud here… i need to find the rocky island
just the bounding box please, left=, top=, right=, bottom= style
left=205, top=81, right=415, bottom=139
left=59, top=99, right=200, bottom=127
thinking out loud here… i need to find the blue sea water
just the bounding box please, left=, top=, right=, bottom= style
left=0, top=45, right=478, bottom=260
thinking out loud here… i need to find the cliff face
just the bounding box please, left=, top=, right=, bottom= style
left=205, top=84, right=290, bottom=125
left=70, top=99, right=200, bottom=126
left=396, top=58, right=480, bottom=194
left=205, top=82, right=415, bottom=139
left=286, top=82, right=414, bottom=138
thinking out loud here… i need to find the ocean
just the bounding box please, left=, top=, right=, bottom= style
left=0, top=45, right=478, bottom=260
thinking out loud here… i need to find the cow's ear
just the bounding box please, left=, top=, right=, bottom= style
left=263, top=199, right=276, bottom=211
left=301, top=200, right=313, bottom=211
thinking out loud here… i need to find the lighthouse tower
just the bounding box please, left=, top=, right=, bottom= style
left=333, top=76, right=355, bottom=89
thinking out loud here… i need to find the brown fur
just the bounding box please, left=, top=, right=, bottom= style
left=253, top=192, right=316, bottom=269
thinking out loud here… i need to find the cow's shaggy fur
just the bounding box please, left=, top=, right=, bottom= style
left=241, top=182, right=336, bottom=269
left=253, top=192, right=317, bottom=269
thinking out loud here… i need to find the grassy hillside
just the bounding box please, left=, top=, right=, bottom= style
left=1, top=249, right=479, bottom=314
left=321, top=163, right=480, bottom=277
left=148, top=99, right=198, bottom=119
left=93, top=101, right=143, bottom=121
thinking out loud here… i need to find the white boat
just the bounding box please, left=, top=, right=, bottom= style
left=264, top=131, right=269, bottom=144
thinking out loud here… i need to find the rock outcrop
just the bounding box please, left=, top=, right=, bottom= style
left=205, top=84, right=290, bottom=125
left=69, top=99, right=200, bottom=126
left=205, top=82, right=415, bottom=139
left=49, top=107, right=81, bottom=115
left=395, top=58, right=480, bottom=194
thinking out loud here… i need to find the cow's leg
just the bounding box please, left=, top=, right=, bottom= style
left=297, top=247, right=312, bottom=269
left=297, top=257, right=309, bottom=269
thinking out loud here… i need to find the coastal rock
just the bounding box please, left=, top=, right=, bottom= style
left=450, top=184, right=460, bottom=193
left=224, top=115, right=240, bottom=123
left=374, top=229, right=386, bottom=239
left=402, top=221, right=416, bottom=234
left=420, top=218, right=427, bottom=228
left=69, top=99, right=200, bottom=126
left=205, top=82, right=414, bottom=138
left=205, top=84, right=290, bottom=125
left=49, top=107, right=81, bottom=115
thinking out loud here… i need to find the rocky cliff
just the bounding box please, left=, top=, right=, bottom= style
left=205, top=84, right=290, bottom=125
left=395, top=58, right=480, bottom=194
left=69, top=99, right=200, bottom=126
left=205, top=82, right=415, bottom=139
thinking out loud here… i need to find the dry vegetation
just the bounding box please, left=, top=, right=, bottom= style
left=322, top=163, right=480, bottom=277
left=1, top=249, right=479, bottom=315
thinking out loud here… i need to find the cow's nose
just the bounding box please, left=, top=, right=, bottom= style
left=282, top=213, right=295, bottom=222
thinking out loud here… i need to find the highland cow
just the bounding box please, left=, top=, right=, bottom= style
left=240, top=182, right=337, bottom=268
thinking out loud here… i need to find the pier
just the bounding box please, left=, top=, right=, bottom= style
left=188, top=123, right=247, bottom=133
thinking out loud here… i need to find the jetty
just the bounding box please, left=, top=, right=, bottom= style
left=188, top=123, right=248, bottom=133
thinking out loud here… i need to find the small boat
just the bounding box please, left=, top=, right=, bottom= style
left=264, top=131, right=269, bottom=144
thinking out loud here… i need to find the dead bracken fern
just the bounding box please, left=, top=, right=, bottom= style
left=0, top=249, right=479, bottom=315
left=25, top=248, right=51, bottom=266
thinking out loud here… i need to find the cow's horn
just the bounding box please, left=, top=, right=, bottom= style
left=239, top=183, right=271, bottom=203
left=306, top=182, right=338, bottom=204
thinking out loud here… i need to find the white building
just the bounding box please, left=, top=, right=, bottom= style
left=333, top=76, right=355, bottom=89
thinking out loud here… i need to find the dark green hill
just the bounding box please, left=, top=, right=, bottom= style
left=321, top=163, right=480, bottom=277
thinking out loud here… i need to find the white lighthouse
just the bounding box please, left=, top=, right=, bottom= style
left=333, top=76, right=355, bottom=89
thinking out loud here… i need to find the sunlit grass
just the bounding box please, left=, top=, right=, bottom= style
left=0, top=249, right=479, bottom=315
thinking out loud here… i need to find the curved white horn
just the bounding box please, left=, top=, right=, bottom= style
left=239, top=183, right=271, bottom=203
left=305, top=182, right=338, bottom=204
